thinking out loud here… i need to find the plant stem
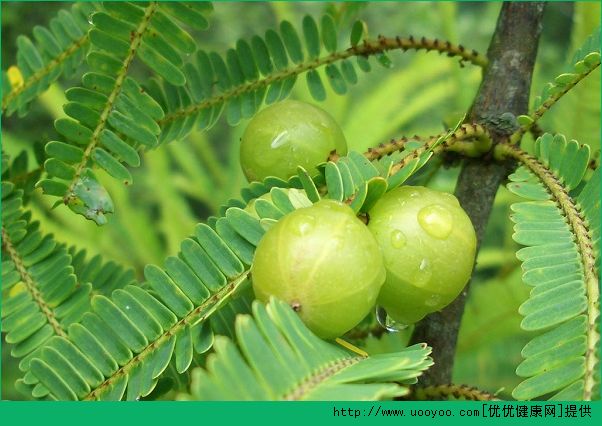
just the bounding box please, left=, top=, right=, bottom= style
left=409, top=1, right=545, bottom=386
left=408, top=384, right=501, bottom=401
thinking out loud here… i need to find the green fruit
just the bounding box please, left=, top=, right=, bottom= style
left=240, top=100, right=348, bottom=182
left=367, top=186, right=476, bottom=325
left=251, top=199, right=385, bottom=339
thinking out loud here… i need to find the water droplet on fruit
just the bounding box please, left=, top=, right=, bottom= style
left=270, top=131, right=289, bottom=148
left=417, top=204, right=453, bottom=239
left=414, top=259, right=433, bottom=287
left=331, top=236, right=343, bottom=249
left=376, top=306, right=409, bottom=332
left=442, top=192, right=459, bottom=205
left=390, top=230, right=407, bottom=248
left=425, top=294, right=441, bottom=308
left=291, top=214, right=315, bottom=236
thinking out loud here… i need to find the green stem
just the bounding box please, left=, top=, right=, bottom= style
left=509, top=60, right=600, bottom=144
left=386, top=123, right=492, bottom=176
left=283, top=357, right=362, bottom=400
left=410, top=384, right=500, bottom=401
left=495, top=142, right=600, bottom=400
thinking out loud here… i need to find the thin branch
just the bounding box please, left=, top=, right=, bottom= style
left=509, top=60, right=600, bottom=144
left=386, top=123, right=492, bottom=175
left=159, top=36, right=487, bottom=126
left=408, top=384, right=501, bottom=401
left=495, top=142, right=600, bottom=400
left=363, top=134, right=428, bottom=161
left=529, top=122, right=545, bottom=140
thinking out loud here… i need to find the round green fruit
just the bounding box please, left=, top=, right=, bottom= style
left=251, top=199, right=385, bottom=339
left=367, top=186, right=476, bottom=325
left=240, top=100, right=348, bottom=182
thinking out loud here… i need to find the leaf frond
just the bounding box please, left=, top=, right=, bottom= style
left=68, top=247, right=137, bottom=297
left=155, top=14, right=486, bottom=142
left=496, top=134, right=600, bottom=400
left=1, top=180, right=94, bottom=399
left=181, top=298, right=433, bottom=401
left=38, top=1, right=212, bottom=224
left=1, top=3, right=98, bottom=116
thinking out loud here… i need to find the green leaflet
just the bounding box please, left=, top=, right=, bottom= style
left=183, top=299, right=433, bottom=400
left=302, top=15, right=321, bottom=58
left=280, top=21, right=304, bottom=64
left=321, top=14, right=337, bottom=53
left=506, top=133, right=600, bottom=400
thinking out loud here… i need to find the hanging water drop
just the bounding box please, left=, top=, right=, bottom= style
left=375, top=305, right=409, bottom=332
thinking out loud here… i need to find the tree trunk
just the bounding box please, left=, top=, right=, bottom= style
left=410, top=1, right=546, bottom=386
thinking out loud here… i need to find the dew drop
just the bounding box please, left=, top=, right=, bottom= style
left=87, top=14, right=94, bottom=25
left=390, top=229, right=407, bottom=249
left=375, top=306, right=409, bottom=332
left=331, top=236, right=343, bottom=250
left=417, top=204, right=453, bottom=239
left=442, top=192, right=459, bottom=205
left=425, top=294, right=441, bottom=308
left=270, top=131, right=289, bottom=149
left=414, top=258, right=433, bottom=287
left=291, top=214, right=315, bottom=236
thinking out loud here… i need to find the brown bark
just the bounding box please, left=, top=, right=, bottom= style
left=410, top=2, right=546, bottom=386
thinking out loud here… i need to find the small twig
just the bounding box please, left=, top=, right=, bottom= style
left=404, top=384, right=501, bottom=401
left=509, top=60, right=600, bottom=144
